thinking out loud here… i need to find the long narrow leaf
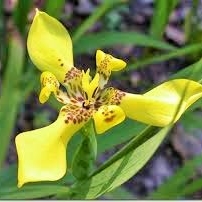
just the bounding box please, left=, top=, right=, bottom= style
left=126, top=42, right=202, bottom=71
left=150, top=0, right=179, bottom=39
left=0, top=185, right=68, bottom=199
left=0, top=35, right=25, bottom=167
left=44, top=0, right=66, bottom=18
left=69, top=126, right=171, bottom=199
left=150, top=154, right=202, bottom=199
left=13, top=0, right=32, bottom=35
left=73, top=0, right=127, bottom=42
left=74, top=31, right=175, bottom=54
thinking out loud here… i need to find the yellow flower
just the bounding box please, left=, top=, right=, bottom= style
left=15, top=9, right=202, bottom=188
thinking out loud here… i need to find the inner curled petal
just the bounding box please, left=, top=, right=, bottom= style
left=39, top=71, right=60, bottom=103
left=96, top=50, right=126, bottom=88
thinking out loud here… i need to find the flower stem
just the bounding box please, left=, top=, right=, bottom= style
left=71, top=119, right=97, bottom=180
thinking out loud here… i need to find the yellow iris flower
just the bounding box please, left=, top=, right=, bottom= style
left=15, top=9, right=202, bottom=188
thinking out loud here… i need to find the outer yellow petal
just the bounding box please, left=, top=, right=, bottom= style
left=93, top=105, right=125, bottom=134
left=15, top=105, right=90, bottom=188
left=117, top=79, right=202, bottom=126
left=27, top=9, right=73, bottom=83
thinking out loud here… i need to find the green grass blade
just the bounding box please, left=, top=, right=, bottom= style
left=150, top=0, right=179, bottom=39
left=171, top=57, right=202, bottom=81
left=44, top=0, right=66, bottom=18
left=74, top=31, right=175, bottom=54
left=127, top=42, right=202, bottom=71
left=0, top=1, right=7, bottom=68
left=180, top=178, right=202, bottom=198
left=0, top=35, right=25, bottom=167
left=0, top=185, right=68, bottom=199
left=13, top=0, right=32, bottom=35
left=72, top=0, right=127, bottom=43
left=184, top=0, right=199, bottom=42
left=150, top=154, right=202, bottom=199
left=0, top=164, right=17, bottom=187
left=102, top=186, right=135, bottom=199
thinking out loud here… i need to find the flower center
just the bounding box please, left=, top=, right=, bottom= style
left=81, top=69, right=100, bottom=109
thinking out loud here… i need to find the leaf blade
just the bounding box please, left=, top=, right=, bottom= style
left=74, top=31, right=175, bottom=54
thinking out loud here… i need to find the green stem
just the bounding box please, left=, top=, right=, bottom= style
left=71, top=120, right=97, bottom=180
left=81, top=119, right=97, bottom=161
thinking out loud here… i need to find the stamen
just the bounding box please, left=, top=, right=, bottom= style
left=92, top=87, right=98, bottom=98
left=81, top=69, right=100, bottom=103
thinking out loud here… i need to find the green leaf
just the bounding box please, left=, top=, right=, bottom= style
left=126, top=42, right=202, bottom=71
left=71, top=120, right=97, bottom=180
left=44, top=0, right=65, bottom=18
left=73, top=0, right=127, bottom=43
left=97, top=119, right=146, bottom=154
left=150, top=0, right=179, bottom=39
left=0, top=184, right=68, bottom=199
left=171, top=57, right=202, bottom=81
left=180, top=178, right=202, bottom=198
left=150, top=154, right=202, bottom=199
left=0, top=165, right=17, bottom=187
left=13, top=0, right=32, bottom=35
left=69, top=125, right=171, bottom=199
left=102, top=186, right=135, bottom=199
left=74, top=31, right=175, bottom=55
left=0, top=0, right=7, bottom=68
left=184, top=0, right=200, bottom=43
left=0, top=35, right=25, bottom=167
left=181, top=112, right=202, bottom=132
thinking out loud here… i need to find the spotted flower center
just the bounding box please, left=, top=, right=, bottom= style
left=60, top=67, right=106, bottom=111
left=81, top=69, right=100, bottom=108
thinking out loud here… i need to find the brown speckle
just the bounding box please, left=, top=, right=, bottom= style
left=105, top=115, right=116, bottom=122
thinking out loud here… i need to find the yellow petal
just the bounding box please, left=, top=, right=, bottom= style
left=82, top=69, right=99, bottom=103
left=27, top=9, right=73, bottom=83
left=39, top=71, right=59, bottom=103
left=15, top=105, right=91, bottom=187
left=117, top=79, right=202, bottom=126
left=96, top=50, right=126, bottom=72
left=96, top=50, right=126, bottom=88
left=93, top=105, right=125, bottom=134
